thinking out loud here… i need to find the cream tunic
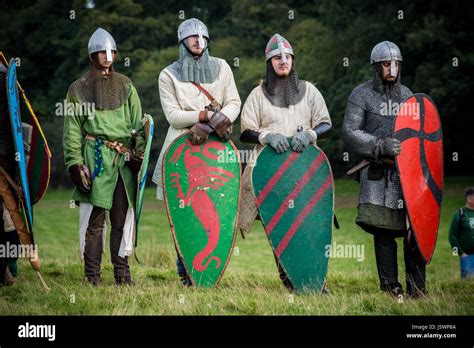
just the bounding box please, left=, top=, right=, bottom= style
left=152, top=58, right=241, bottom=199
left=239, top=81, right=332, bottom=232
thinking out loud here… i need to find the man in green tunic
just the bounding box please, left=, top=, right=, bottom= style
left=449, top=187, right=474, bottom=279
left=63, top=28, right=145, bottom=286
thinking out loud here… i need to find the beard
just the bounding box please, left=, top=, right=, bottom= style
left=274, top=66, right=291, bottom=77
left=383, top=75, right=397, bottom=84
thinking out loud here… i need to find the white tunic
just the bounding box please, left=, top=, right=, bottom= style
left=151, top=58, right=241, bottom=200
left=239, top=81, right=332, bottom=232
left=241, top=81, right=331, bottom=154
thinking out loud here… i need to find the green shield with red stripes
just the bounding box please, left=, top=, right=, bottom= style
left=163, top=133, right=241, bottom=287
left=252, top=145, right=334, bottom=292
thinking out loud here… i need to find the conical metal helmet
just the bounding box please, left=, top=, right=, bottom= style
left=265, top=33, right=293, bottom=62
left=177, top=18, right=209, bottom=49
left=88, top=28, right=117, bottom=62
left=370, top=41, right=402, bottom=77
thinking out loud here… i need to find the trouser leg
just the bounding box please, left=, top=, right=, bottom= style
left=0, top=165, right=22, bottom=285
left=5, top=229, right=19, bottom=279
left=84, top=206, right=106, bottom=281
left=176, top=252, right=192, bottom=287
left=176, top=254, right=186, bottom=277
left=404, top=236, right=426, bottom=296
left=374, top=232, right=401, bottom=291
left=109, top=174, right=131, bottom=284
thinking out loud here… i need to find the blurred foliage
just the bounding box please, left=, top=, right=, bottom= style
left=0, top=0, right=472, bottom=187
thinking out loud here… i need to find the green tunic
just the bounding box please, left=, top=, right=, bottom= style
left=449, top=207, right=474, bottom=255
left=63, top=83, right=145, bottom=209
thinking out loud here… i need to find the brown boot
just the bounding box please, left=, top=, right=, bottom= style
left=3, top=267, right=16, bottom=286
left=86, top=275, right=101, bottom=287
left=321, top=279, right=331, bottom=295
left=114, top=267, right=134, bottom=286
left=382, top=283, right=404, bottom=301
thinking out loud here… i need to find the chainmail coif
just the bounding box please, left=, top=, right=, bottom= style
left=68, top=64, right=132, bottom=110
left=167, top=43, right=219, bottom=84
left=262, top=59, right=306, bottom=108
left=372, top=62, right=403, bottom=97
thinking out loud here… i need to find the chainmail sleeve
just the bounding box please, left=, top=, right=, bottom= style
left=342, top=87, right=380, bottom=160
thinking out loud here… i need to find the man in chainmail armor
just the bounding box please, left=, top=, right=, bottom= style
left=238, top=34, right=332, bottom=291
left=342, top=41, right=427, bottom=299
left=63, top=28, right=145, bottom=286
left=151, top=18, right=241, bottom=287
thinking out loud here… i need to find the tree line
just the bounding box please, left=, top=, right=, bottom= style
left=1, top=0, right=472, bottom=187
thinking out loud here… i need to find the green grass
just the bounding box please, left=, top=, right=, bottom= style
left=1, top=177, right=473, bottom=315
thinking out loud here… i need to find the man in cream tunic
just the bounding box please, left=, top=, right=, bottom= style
left=239, top=34, right=332, bottom=290
left=152, top=18, right=241, bottom=286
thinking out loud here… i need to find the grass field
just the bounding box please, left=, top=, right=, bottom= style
left=0, top=177, right=473, bottom=315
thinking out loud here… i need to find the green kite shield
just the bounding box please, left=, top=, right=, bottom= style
left=163, top=133, right=241, bottom=287
left=135, top=113, right=154, bottom=246
left=252, top=144, right=334, bottom=292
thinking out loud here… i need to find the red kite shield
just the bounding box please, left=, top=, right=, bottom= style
left=393, top=93, right=443, bottom=263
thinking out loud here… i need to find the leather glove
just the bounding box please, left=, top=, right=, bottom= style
left=291, top=131, right=317, bottom=152
left=208, top=111, right=232, bottom=141
left=126, top=153, right=143, bottom=175
left=379, top=138, right=401, bottom=157
left=263, top=133, right=290, bottom=154
left=189, top=122, right=214, bottom=145
left=68, top=164, right=92, bottom=194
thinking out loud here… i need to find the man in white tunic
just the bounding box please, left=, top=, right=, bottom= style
left=152, top=18, right=241, bottom=286
left=239, top=33, right=332, bottom=290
